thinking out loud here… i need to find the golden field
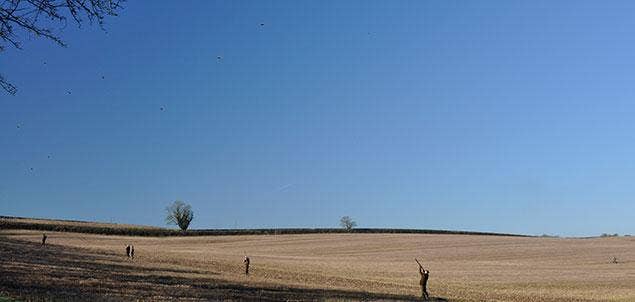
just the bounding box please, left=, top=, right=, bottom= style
left=1, top=226, right=633, bottom=301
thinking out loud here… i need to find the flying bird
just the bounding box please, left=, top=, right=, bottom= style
left=66, top=90, right=72, bottom=95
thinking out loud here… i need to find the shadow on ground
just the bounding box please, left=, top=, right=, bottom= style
left=0, top=236, right=448, bottom=301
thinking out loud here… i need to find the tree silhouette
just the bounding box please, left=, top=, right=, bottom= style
left=1, top=0, right=123, bottom=95
left=339, top=216, right=357, bottom=231
left=165, top=200, right=194, bottom=231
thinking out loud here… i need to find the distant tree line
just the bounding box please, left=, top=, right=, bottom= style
left=164, top=203, right=363, bottom=233
left=0, top=218, right=528, bottom=238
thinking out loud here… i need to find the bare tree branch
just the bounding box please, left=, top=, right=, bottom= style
left=0, top=73, right=17, bottom=95
left=0, top=0, right=123, bottom=95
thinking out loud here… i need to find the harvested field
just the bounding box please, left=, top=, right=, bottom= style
left=1, top=226, right=633, bottom=301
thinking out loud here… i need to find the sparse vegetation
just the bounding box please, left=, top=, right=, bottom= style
left=165, top=201, right=194, bottom=231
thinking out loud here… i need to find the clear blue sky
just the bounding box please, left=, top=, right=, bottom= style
left=2, top=1, right=634, bottom=236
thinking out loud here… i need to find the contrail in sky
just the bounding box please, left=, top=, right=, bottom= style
left=276, top=183, right=294, bottom=192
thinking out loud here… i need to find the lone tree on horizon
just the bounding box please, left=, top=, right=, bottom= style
left=1, top=0, right=123, bottom=95
left=339, top=216, right=356, bottom=231
left=165, top=200, right=194, bottom=231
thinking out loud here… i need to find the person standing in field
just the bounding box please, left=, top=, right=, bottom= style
left=420, top=266, right=430, bottom=300
left=41, top=233, right=47, bottom=246
left=130, top=245, right=135, bottom=260
left=125, top=245, right=131, bottom=258
left=416, top=259, right=430, bottom=300
left=243, top=256, right=250, bottom=275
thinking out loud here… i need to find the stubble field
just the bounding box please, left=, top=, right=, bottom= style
left=1, top=228, right=634, bottom=301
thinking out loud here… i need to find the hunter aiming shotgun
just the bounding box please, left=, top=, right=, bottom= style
left=415, top=258, right=430, bottom=300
